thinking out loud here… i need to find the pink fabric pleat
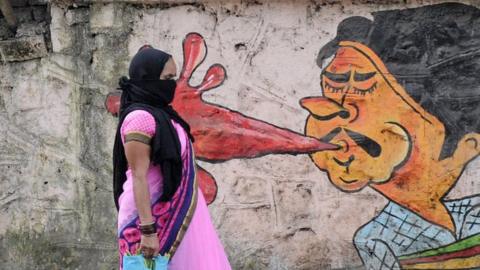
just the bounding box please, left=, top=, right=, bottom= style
left=169, top=189, right=231, bottom=270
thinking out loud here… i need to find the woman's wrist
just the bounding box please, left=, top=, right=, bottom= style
left=139, top=215, right=155, bottom=225
left=139, top=221, right=156, bottom=235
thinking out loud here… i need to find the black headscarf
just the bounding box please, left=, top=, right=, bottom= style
left=113, top=46, right=194, bottom=210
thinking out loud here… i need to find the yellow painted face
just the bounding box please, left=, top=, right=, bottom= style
left=301, top=42, right=445, bottom=192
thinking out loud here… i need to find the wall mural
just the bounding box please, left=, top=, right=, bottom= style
left=105, top=2, right=480, bottom=269
left=301, top=3, right=480, bottom=269
left=105, top=33, right=336, bottom=204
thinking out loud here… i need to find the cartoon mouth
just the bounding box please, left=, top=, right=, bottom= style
left=339, top=177, right=358, bottom=183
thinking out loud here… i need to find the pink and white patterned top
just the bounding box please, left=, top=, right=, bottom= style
left=120, top=110, right=156, bottom=143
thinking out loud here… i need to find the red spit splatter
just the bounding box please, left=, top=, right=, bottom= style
left=106, top=33, right=336, bottom=204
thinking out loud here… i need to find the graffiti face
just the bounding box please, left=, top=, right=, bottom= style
left=301, top=42, right=446, bottom=192
left=299, top=3, right=480, bottom=267
left=303, top=3, right=480, bottom=268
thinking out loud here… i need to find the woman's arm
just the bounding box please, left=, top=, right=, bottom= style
left=124, top=140, right=160, bottom=258
left=124, top=141, right=154, bottom=224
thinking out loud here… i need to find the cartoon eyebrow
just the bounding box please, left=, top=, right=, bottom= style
left=353, top=72, right=376, bottom=81
left=323, top=71, right=351, bottom=83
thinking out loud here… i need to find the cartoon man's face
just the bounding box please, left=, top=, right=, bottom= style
left=301, top=42, right=445, bottom=192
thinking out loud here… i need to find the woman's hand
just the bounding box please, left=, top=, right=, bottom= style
left=140, top=234, right=160, bottom=259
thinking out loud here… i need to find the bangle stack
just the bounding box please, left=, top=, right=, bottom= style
left=139, top=221, right=157, bottom=237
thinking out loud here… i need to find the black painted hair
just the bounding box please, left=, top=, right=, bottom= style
left=317, top=2, right=480, bottom=160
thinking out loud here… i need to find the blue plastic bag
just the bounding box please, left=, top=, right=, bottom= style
left=123, top=255, right=169, bottom=270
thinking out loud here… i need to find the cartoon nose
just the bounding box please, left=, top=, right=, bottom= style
left=300, top=96, right=350, bottom=121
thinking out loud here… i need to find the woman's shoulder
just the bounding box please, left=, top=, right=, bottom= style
left=121, top=109, right=156, bottom=138
left=124, top=109, right=154, bottom=122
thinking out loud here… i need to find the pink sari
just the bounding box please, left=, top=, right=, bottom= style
left=117, top=110, right=231, bottom=270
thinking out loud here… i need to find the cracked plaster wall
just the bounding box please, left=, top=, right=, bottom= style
left=0, top=0, right=479, bottom=269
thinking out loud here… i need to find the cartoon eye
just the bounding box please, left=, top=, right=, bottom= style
left=352, top=82, right=377, bottom=96
left=325, top=82, right=346, bottom=93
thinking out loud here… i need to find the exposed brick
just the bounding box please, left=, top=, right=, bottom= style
left=0, top=89, right=6, bottom=112
left=0, top=19, right=15, bottom=40
left=15, top=21, right=48, bottom=37
left=0, top=35, right=47, bottom=62
left=274, top=181, right=316, bottom=228
left=89, top=3, right=122, bottom=33
left=28, top=0, right=48, bottom=5
left=230, top=176, right=269, bottom=204
left=65, top=8, right=89, bottom=25
left=50, top=5, right=72, bottom=53
left=10, top=0, right=29, bottom=7
left=32, top=6, right=48, bottom=22
left=12, top=7, right=33, bottom=23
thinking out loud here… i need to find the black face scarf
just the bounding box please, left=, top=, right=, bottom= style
left=113, top=47, right=194, bottom=210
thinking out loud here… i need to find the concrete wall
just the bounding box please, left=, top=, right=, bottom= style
left=0, top=0, right=479, bottom=269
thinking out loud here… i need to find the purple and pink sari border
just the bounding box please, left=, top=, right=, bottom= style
left=160, top=141, right=197, bottom=256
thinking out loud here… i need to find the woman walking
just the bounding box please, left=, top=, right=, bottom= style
left=112, top=45, right=232, bottom=270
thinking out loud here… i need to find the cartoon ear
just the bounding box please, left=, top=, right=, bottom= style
left=453, top=133, right=480, bottom=164
left=179, top=33, right=207, bottom=83
left=438, top=133, right=480, bottom=182
left=196, top=164, right=218, bottom=205
left=197, top=64, right=227, bottom=93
